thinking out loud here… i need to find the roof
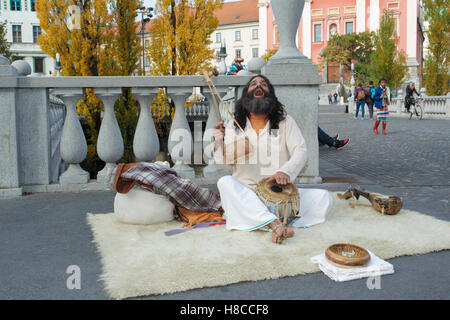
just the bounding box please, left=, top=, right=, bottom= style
left=214, top=0, right=259, bottom=26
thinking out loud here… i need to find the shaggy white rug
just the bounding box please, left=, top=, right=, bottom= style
left=87, top=192, right=450, bottom=299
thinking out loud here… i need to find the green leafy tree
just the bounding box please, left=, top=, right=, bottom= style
left=0, top=20, right=14, bottom=61
left=422, top=0, right=449, bottom=96
left=320, top=32, right=375, bottom=85
left=368, top=9, right=408, bottom=90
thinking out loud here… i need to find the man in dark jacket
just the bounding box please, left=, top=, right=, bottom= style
left=365, top=81, right=376, bottom=119
left=405, top=82, right=420, bottom=113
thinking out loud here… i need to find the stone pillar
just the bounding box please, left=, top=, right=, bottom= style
left=167, top=88, right=195, bottom=180
left=406, top=0, right=420, bottom=85
left=133, top=89, right=160, bottom=162
left=262, top=0, right=321, bottom=184
left=96, top=89, right=124, bottom=182
left=369, top=0, right=380, bottom=32
left=356, top=0, right=366, bottom=33
left=56, top=89, right=90, bottom=184
left=0, top=55, right=22, bottom=196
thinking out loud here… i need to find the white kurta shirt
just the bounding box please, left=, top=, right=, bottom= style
left=213, top=114, right=308, bottom=186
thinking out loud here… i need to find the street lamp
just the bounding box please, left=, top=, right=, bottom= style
left=137, top=6, right=154, bottom=76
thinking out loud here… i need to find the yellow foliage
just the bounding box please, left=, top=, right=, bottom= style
left=147, top=0, right=221, bottom=121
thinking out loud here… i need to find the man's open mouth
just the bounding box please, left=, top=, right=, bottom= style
left=253, top=88, right=265, bottom=98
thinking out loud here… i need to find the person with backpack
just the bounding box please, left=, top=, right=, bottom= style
left=365, top=81, right=376, bottom=119
left=354, top=83, right=368, bottom=119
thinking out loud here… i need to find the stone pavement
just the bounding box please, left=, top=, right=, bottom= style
left=0, top=105, right=448, bottom=300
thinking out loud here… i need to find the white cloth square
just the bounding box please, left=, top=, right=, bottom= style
left=310, top=250, right=394, bottom=282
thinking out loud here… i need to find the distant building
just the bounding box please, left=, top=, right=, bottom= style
left=0, top=0, right=56, bottom=75
left=262, top=0, right=425, bottom=85
left=211, top=0, right=262, bottom=71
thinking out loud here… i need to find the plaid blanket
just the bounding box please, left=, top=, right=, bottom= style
left=106, top=162, right=221, bottom=212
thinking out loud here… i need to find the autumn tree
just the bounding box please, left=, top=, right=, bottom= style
left=147, top=0, right=222, bottom=76
left=0, top=21, right=14, bottom=61
left=107, top=0, right=143, bottom=163
left=368, top=9, right=408, bottom=91
left=320, top=32, right=375, bottom=84
left=147, top=0, right=222, bottom=146
left=422, top=0, right=449, bottom=96
left=36, top=0, right=143, bottom=172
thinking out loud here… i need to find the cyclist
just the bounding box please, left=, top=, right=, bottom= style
left=405, top=82, right=420, bottom=114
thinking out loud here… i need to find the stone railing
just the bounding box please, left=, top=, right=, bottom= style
left=389, top=93, right=450, bottom=119
left=348, top=90, right=450, bottom=119
left=0, top=0, right=324, bottom=197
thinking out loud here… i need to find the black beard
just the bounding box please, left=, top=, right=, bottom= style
left=243, top=97, right=274, bottom=115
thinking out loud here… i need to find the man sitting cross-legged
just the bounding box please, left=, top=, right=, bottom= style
left=213, top=75, right=331, bottom=244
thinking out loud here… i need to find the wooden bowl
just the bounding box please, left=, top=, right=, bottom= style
left=325, top=243, right=370, bottom=268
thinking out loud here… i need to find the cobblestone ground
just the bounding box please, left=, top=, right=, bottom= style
left=318, top=105, right=449, bottom=220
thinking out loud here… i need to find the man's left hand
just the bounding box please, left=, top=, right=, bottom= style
left=267, top=172, right=291, bottom=185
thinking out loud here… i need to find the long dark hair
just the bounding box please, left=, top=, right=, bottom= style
left=234, top=75, right=286, bottom=134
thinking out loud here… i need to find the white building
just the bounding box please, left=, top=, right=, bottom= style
left=210, top=0, right=262, bottom=71
left=0, top=0, right=55, bottom=75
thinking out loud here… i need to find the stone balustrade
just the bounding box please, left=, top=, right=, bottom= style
left=1, top=0, right=325, bottom=197
left=348, top=89, right=450, bottom=119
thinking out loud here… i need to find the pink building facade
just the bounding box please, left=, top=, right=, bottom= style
left=259, top=0, right=424, bottom=84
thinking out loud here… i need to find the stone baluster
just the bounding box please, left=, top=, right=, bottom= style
left=202, top=86, right=230, bottom=180
left=167, top=88, right=195, bottom=179
left=132, top=88, right=160, bottom=162
left=96, top=89, right=124, bottom=183
left=55, top=89, right=90, bottom=184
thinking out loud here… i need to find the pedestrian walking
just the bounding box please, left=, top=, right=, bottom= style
left=365, top=81, right=376, bottom=119
left=354, top=83, right=368, bottom=120
left=373, top=78, right=390, bottom=135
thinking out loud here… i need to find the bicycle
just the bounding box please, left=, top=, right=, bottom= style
left=407, top=97, right=423, bottom=120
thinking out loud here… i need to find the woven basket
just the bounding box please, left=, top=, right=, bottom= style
left=325, top=243, right=370, bottom=268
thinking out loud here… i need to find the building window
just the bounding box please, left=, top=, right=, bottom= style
left=388, top=2, right=400, bottom=10
left=10, top=0, right=21, bottom=11
left=252, top=29, right=258, bottom=40
left=314, top=24, right=322, bottom=42
left=12, top=25, right=22, bottom=43
left=328, top=7, right=339, bottom=15
left=34, top=57, right=44, bottom=73
left=344, top=6, right=356, bottom=14
left=33, top=26, right=42, bottom=43
left=252, top=47, right=259, bottom=58
left=216, top=32, right=221, bottom=43
left=31, top=0, right=36, bottom=12
left=345, top=21, right=354, bottom=34
left=312, top=9, right=323, bottom=16
left=235, top=30, right=241, bottom=41
left=235, top=49, right=241, bottom=58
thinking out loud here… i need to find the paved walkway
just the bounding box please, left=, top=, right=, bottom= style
left=0, top=105, right=448, bottom=300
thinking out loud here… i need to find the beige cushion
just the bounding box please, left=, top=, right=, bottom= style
left=114, top=186, right=174, bottom=225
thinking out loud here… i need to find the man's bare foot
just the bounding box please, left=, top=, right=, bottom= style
left=269, top=220, right=294, bottom=244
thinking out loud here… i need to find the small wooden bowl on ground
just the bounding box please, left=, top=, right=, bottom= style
left=325, top=243, right=370, bottom=268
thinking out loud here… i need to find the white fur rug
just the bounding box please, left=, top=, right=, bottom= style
left=87, top=192, right=450, bottom=299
